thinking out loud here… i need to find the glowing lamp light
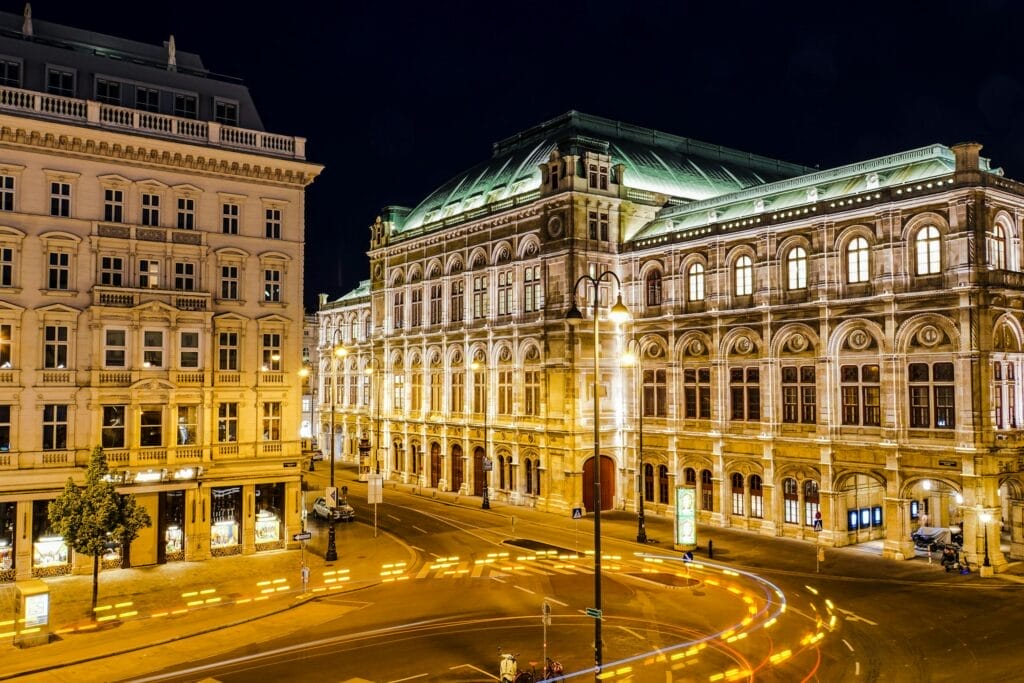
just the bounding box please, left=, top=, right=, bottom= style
left=922, top=480, right=931, bottom=491
left=955, top=493, right=964, bottom=504
left=135, top=470, right=163, bottom=483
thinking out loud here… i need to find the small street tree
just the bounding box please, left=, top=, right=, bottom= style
left=48, top=446, right=152, bottom=613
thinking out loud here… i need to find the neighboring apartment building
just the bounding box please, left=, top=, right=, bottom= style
left=0, top=12, right=321, bottom=580
left=321, top=110, right=1024, bottom=572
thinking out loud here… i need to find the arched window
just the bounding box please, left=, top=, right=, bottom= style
left=524, top=458, right=533, bottom=494
left=646, top=270, right=663, bottom=306
left=684, top=467, right=696, bottom=486
left=658, top=465, right=669, bottom=504
left=731, top=472, right=745, bottom=515
left=688, top=263, right=705, bottom=301
left=787, top=247, right=807, bottom=290
left=783, top=477, right=799, bottom=524
left=803, top=480, right=820, bottom=526
left=498, top=454, right=506, bottom=489
left=915, top=225, right=941, bottom=275
left=988, top=224, right=1007, bottom=270
left=643, top=463, right=654, bottom=502
left=735, top=255, right=753, bottom=296
left=700, top=469, right=714, bottom=511
left=749, top=474, right=763, bottom=518
left=533, top=459, right=541, bottom=496
left=847, top=237, right=869, bottom=283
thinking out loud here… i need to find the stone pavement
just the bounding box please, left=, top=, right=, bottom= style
left=3, top=463, right=1022, bottom=681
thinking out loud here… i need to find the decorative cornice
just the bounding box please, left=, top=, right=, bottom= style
left=0, top=121, right=323, bottom=188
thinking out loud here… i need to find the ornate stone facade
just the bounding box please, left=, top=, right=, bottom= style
left=321, top=111, right=1023, bottom=572
left=0, top=13, right=321, bottom=580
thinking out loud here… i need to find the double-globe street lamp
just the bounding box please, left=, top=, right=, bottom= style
left=621, top=338, right=647, bottom=544
left=325, top=331, right=347, bottom=562
left=565, top=270, right=630, bottom=676
left=471, top=358, right=490, bottom=509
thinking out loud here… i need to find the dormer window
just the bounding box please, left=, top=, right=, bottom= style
left=588, top=164, right=608, bottom=190
left=173, top=93, right=197, bottom=120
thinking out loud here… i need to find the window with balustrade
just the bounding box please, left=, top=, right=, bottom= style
left=218, top=331, right=239, bottom=371
left=136, top=86, right=159, bottom=112
left=46, top=67, right=73, bottom=97
left=103, top=188, right=124, bottom=223
left=179, top=331, right=200, bottom=369
left=95, top=78, right=121, bottom=105
left=42, top=404, right=68, bottom=450
left=261, top=333, right=282, bottom=371
left=173, top=93, right=197, bottom=119
left=217, top=403, right=238, bottom=442
left=43, top=325, right=68, bottom=369
left=100, top=256, right=123, bottom=286
left=143, top=330, right=164, bottom=368
left=262, top=402, right=281, bottom=440
left=141, top=192, right=160, bottom=226
left=104, top=329, right=126, bottom=368
left=176, top=197, right=196, bottom=230
left=0, top=59, right=20, bottom=88
left=101, top=405, right=125, bottom=448
left=215, top=100, right=238, bottom=126
left=140, top=407, right=162, bottom=447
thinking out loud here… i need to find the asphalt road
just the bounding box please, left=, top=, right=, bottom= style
left=139, top=478, right=838, bottom=682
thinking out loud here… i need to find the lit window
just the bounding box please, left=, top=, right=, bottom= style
left=847, top=237, right=869, bottom=283
left=988, top=224, right=1007, bottom=270
left=787, top=247, right=807, bottom=290
left=688, top=263, right=705, bottom=301
left=104, top=329, right=126, bottom=367
left=734, top=255, right=753, bottom=296
left=915, top=225, right=941, bottom=275
left=179, top=331, right=200, bottom=368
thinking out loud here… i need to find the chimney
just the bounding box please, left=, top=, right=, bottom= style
left=951, top=142, right=983, bottom=182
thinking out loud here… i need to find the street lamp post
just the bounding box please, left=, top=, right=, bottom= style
left=980, top=509, right=992, bottom=568
left=622, top=339, right=647, bottom=544
left=471, top=359, right=490, bottom=509
left=326, top=332, right=346, bottom=562
left=566, top=270, right=630, bottom=677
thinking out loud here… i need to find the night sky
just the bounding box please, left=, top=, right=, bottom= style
left=22, top=1, right=1024, bottom=310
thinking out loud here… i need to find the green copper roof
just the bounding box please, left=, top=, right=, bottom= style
left=630, top=144, right=998, bottom=241
left=395, top=111, right=814, bottom=235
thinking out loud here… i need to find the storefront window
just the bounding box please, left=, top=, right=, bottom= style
left=32, top=500, right=69, bottom=574
left=0, top=501, right=14, bottom=575
left=255, top=483, right=284, bottom=547
left=162, top=490, right=185, bottom=561
left=210, top=486, right=241, bottom=553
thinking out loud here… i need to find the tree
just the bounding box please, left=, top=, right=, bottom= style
left=48, top=447, right=152, bottom=613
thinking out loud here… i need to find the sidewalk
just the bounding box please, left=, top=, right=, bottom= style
left=1, top=510, right=416, bottom=682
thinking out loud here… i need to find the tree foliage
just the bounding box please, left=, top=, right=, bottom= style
left=48, top=446, right=152, bottom=610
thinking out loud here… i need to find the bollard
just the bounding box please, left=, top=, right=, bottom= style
left=708, top=539, right=714, bottom=559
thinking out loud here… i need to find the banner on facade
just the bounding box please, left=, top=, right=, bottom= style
left=674, top=485, right=697, bottom=547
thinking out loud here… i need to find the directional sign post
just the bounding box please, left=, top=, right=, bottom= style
left=292, top=531, right=312, bottom=541
left=293, top=530, right=312, bottom=587
left=585, top=607, right=602, bottom=619
left=572, top=507, right=583, bottom=553
left=367, top=474, right=383, bottom=538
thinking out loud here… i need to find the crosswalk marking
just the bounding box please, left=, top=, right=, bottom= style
left=415, top=556, right=597, bottom=580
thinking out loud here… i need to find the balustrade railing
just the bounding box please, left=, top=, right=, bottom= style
left=0, top=84, right=305, bottom=159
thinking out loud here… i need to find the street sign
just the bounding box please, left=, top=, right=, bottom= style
left=584, top=607, right=602, bottom=619
left=326, top=486, right=337, bottom=508
left=483, top=457, right=493, bottom=471
left=572, top=507, right=583, bottom=519
left=367, top=473, right=383, bottom=504
left=292, top=531, right=312, bottom=541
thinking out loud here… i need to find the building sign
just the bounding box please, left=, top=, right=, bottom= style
left=674, top=485, right=696, bottom=546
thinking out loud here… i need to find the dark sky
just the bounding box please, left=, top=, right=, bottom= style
left=24, top=1, right=1024, bottom=310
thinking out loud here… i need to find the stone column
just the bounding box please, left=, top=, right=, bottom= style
left=883, top=497, right=916, bottom=560
left=242, top=484, right=256, bottom=555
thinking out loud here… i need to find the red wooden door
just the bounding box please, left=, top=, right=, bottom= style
left=451, top=444, right=463, bottom=492
left=582, top=455, right=615, bottom=512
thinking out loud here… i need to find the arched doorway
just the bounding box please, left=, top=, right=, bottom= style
left=473, top=446, right=485, bottom=496
left=430, top=442, right=441, bottom=488
left=582, top=455, right=615, bottom=512
left=836, top=472, right=887, bottom=545
left=451, top=444, right=463, bottom=492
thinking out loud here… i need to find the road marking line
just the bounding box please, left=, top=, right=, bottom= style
left=856, top=661, right=860, bottom=676
left=387, top=674, right=429, bottom=682
left=842, top=639, right=854, bottom=652
left=618, top=626, right=644, bottom=639
left=545, top=596, right=569, bottom=607
left=514, top=585, right=536, bottom=594
left=491, top=575, right=506, bottom=583
left=410, top=545, right=424, bottom=552
left=412, top=526, right=428, bottom=535
left=836, top=608, right=878, bottom=626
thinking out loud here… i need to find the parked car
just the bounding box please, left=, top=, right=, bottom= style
left=311, top=496, right=355, bottom=522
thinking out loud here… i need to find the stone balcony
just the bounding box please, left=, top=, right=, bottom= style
left=92, top=285, right=212, bottom=312
left=0, top=85, right=306, bottom=159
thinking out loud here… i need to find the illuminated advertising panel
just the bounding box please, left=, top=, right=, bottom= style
left=674, top=485, right=696, bottom=546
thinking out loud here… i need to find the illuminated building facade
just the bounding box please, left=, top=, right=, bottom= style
left=0, top=11, right=321, bottom=580
left=322, top=110, right=1024, bottom=571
